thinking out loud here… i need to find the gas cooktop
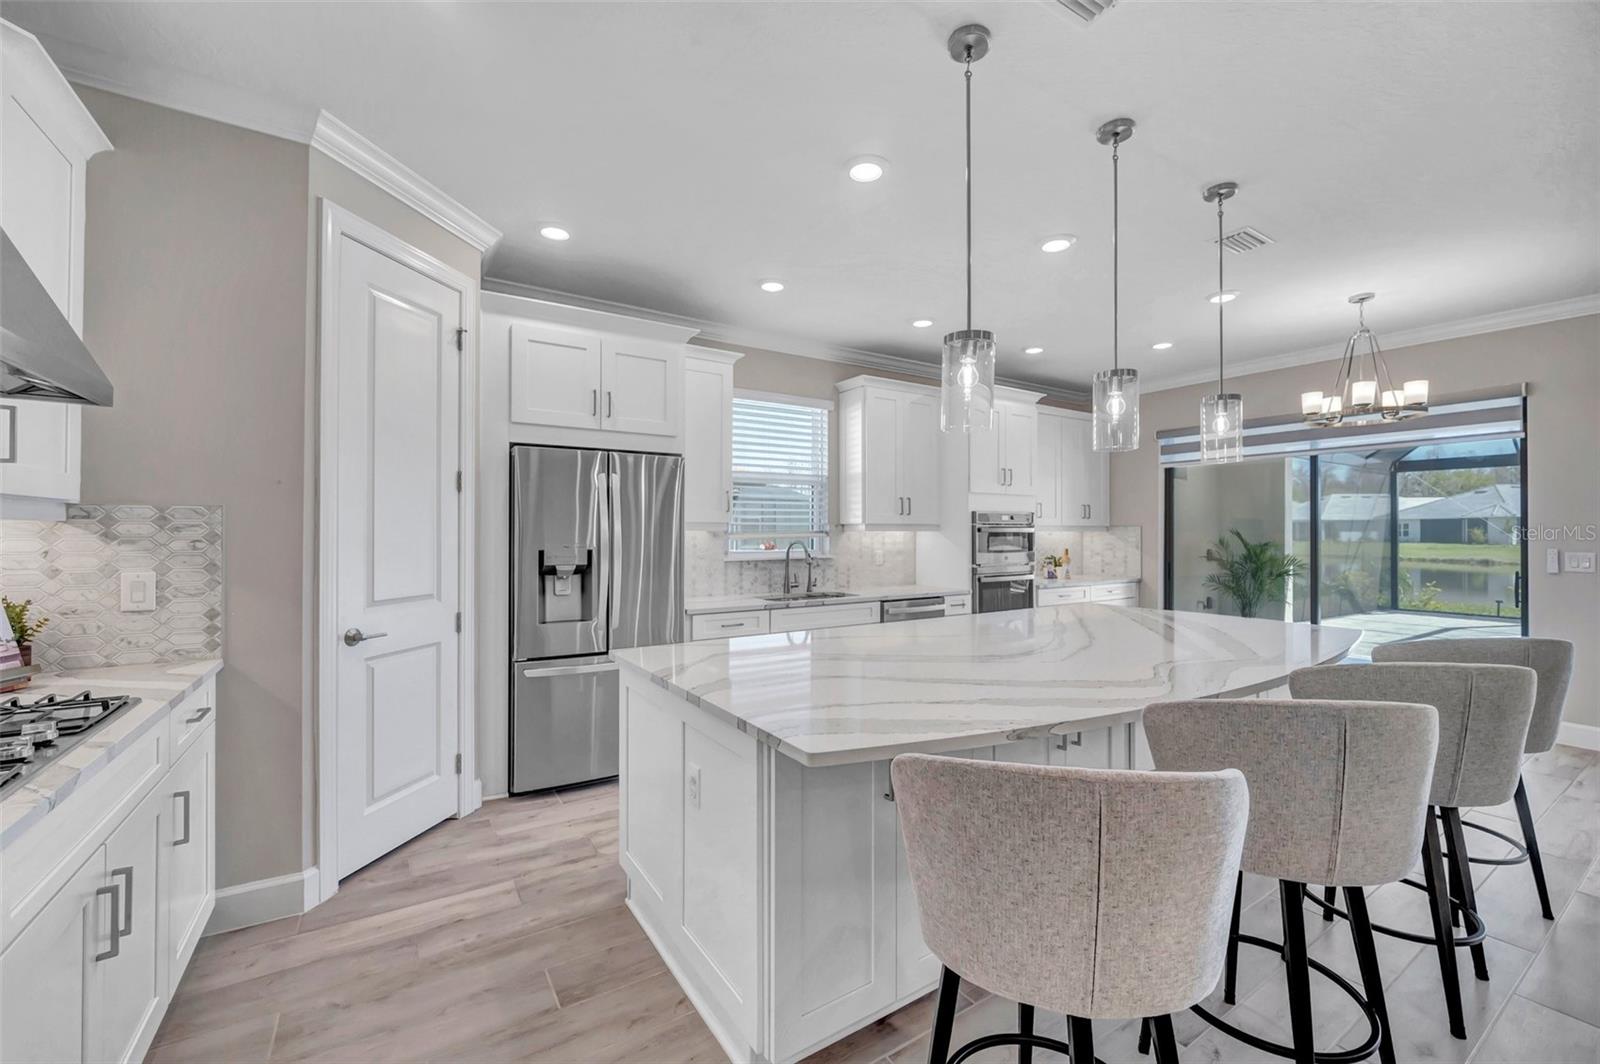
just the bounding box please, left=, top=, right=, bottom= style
left=0, top=691, right=141, bottom=797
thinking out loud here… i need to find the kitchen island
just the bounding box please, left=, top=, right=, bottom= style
left=610, top=605, right=1360, bottom=1064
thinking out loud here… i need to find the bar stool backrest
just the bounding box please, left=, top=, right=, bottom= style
left=1373, top=638, right=1572, bottom=755
left=1290, top=662, right=1535, bottom=809
left=890, top=755, right=1248, bottom=1020
left=1144, top=699, right=1438, bottom=888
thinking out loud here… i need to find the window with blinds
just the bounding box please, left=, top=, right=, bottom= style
left=729, top=393, right=830, bottom=555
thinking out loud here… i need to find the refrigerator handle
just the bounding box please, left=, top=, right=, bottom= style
left=593, top=461, right=612, bottom=644
left=610, top=468, right=623, bottom=633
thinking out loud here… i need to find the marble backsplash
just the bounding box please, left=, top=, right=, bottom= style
left=686, top=530, right=917, bottom=597
left=1036, top=526, right=1142, bottom=580
left=1, top=504, right=224, bottom=671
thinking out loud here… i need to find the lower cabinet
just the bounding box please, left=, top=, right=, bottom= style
left=0, top=848, right=102, bottom=1064
left=163, top=726, right=216, bottom=980
left=100, top=787, right=166, bottom=1064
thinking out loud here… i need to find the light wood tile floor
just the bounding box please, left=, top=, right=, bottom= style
left=155, top=746, right=1600, bottom=1063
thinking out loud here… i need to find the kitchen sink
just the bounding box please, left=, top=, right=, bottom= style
left=760, top=590, right=855, bottom=602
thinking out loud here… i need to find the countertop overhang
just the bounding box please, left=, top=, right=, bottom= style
left=613, top=605, right=1359, bottom=767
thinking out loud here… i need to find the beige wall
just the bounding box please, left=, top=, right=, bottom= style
left=1111, top=314, right=1600, bottom=729
left=78, top=88, right=311, bottom=887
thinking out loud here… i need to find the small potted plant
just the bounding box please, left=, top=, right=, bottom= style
left=3, top=597, right=49, bottom=666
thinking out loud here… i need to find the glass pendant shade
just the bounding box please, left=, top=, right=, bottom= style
left=1092, top=367, right=1140, bottom=452
left=1199, top=392, right=1244, bottom=463
left=940, top=329, right=996, bottom=433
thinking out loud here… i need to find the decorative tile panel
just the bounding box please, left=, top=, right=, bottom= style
left=684, top=529, right=917, bottom=597
left=1, top=504, right=224, bottom=671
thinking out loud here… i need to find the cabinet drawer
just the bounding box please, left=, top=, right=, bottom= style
left=169, top=679, right=216, bottom=757
left=1091, top=583, right=1137, bottom=602
left=769, top=601, right=881, bottom=633
left=1038, top=586, right=1089, bottom=606
left=691, top=611, right=771, bottom=641
left=943, top=594, right=971, bottom=616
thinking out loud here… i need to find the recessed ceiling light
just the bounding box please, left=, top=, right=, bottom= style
left=1152, top=341, right=1173, bottom=350
left=539, top=225, right=570, bottom=241
left=760, top=280, right=785, bottom=293
left=1023, top=346, right=1044, bottom=356
left=848, top=156, right=887, bottom=183
left=1040, top=234, right=1077, bottom=254
left=911, top=319, right=934, bottom=328
left=1209, top=290, right=1240, bottom=304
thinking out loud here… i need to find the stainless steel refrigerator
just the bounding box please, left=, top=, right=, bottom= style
left=510, top=445, right=684, bottom=794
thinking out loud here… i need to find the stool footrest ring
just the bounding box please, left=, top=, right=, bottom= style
left=1302, top=882, right=1487, bottom=947
left=1190, top=932, right=1382, bottom=1064
left=1460, top=818, right=1530, bottom=867
left=947, top=1032, right=1101, bottom=1064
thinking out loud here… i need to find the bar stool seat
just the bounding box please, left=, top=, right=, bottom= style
left=891, top=754, right=1249, bottom=1064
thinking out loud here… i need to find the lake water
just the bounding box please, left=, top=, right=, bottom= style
left=1403, top=564, right=1521, bottom=612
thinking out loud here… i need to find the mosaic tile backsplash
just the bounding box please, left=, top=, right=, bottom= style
left=685, top=529, right=917, bottom=597
left=1, top=504, right=224, bottom=670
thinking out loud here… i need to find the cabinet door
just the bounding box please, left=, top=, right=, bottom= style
left=0, top=399, right=81, bottom=501
left=0, top=846, right=104, bottom=1064
left=1001, top=405, right=1037, bottom=496
left=862, top=391, right=903, bottom=526
left=164, top=724, right=215, bottom=985
left=899, top=393, right=941, bottom=524
left=509, top=322, right=603, bottom=429
left=100, top=791, right=165, bottom=1064
left=602, top=339, right=681, bottom=437
left=967, top=418, right=1004, bottom=494
left=1085, top=446, right=1110, bottom=526
left=1059, top=415, right=1092, bottom=525
left=1035, top=413, right=1064, bottom=525
left=682, top=357, right=733, bottom=528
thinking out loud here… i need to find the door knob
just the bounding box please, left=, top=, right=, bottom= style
left=343, top=628, right=388, bottom=646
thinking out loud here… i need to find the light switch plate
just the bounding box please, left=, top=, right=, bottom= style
left=1565, top=551, right=1596, bottom=573
left=120, top=571, right=157, bottom=612
left=1547, top=548, right=1562, bottom=575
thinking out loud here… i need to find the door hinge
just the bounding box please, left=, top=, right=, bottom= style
left=455, top=327, right=466, bottom=352
left=454, top=612, right=462, bottom=633
left=455, top=470, right=463, bottom=493
left=454, top=753, right=463, bottom=775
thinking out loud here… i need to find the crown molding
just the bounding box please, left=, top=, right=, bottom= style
left=1144, top=293, right=1600, bottom=393
left=310, top=112, right=501, bottom=254
left=481, top=276, right=1090, bottom=403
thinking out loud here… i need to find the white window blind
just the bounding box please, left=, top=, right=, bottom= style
left=729, top=393, right=829, bottom=554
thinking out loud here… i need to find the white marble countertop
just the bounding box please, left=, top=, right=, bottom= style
left=1037, top=576, right=1140, bottom=589
left=1, top=659, right=224, bottom=849
left=684, top=584, right=970, bottom=616
left=613, top=606, right=1359, bottom=767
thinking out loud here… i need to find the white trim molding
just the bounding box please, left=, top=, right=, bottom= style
left=1558, top=720, right=1600, bottom=752
left=311, top=111, right=502, bottom=253
left=206, top=867, right=319, bottom=935
left=1144, top=294, right=1600, bottom=392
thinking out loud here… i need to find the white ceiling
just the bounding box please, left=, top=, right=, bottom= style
left=9, top=1, right=1597, bottom=392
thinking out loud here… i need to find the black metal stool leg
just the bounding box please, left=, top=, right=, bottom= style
left=1279, top=879, right=1316, bottom=1064
left=1442, top=811, right=1464, bottom=930
left=1137, top=1017, right=1152, bottom=1055
left=1442, top=807, right=1490, bottom=982
left=1223, top=870, right=1243, bottom=1004
left=1018, top=1003, right=1034, bottom=1064
left=928, top=966, right=961, bottom=1064
left=1421, top=809, right=1467, bottom=1039
left=1344, top=886, right=1396, bottom=1064
left=1150, top=1015, right=1180, bottom=1064
left=1513, top=775, right=1556, bottom=920
left=1322, top=885, right=1337, bottom=922
left=1067, top=1017, right=1095, bottom=1064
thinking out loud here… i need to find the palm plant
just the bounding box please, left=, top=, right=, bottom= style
left=1202, top=530, right=1304, bottom=619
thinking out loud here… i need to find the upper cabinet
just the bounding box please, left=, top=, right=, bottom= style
left=682, top=350, right=740, bottom=529
left=1036, top=409, right=1110, bottom=527
left=0, top=20, right=112, bottom=512
left=837, top=377, right=941, bottom=530
left=508, top=320, right=682, bottom=438
left=968, top=389, right=1040, bottom=498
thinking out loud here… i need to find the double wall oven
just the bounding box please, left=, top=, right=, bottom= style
left=971, top=510, right=1036, bottom=613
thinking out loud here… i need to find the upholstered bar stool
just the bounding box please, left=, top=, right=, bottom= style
left=891, top=754, right=1249, bottom=1064
left=1142, top=697, right=1439, bottom=1064
left=1372, top=637, right=1574, bottom=920
left=1289, top=662, right=1536, bottom=1042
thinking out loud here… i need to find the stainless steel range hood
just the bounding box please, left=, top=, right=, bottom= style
left=1, top=228, right=113, bottom=406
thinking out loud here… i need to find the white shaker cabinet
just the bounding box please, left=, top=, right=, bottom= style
left=682, top=350, right=740, bottom=529
left=1036, top=409, right=1110, bottom=527
left=508, top=321, right=682, bottom=438
left=99, top=789, right=166, bottom=1064
left=969, top=392, right=1040, bottom=497
left=836, top=377, right=941, bottom=529
left=0, top=20, right=112, bottom=514
left=0, top=848, right=102, bottom=1064
left=163, top=723, right=216, bottom=982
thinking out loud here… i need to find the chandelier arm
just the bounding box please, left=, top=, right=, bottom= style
left=1331, top=333, right=1358, bottom=420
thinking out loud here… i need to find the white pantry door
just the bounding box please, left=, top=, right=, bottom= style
left=333, top=236, right=462, bottom=879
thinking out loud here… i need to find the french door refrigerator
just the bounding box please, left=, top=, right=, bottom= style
left=510, top=445, right=683, bottom=794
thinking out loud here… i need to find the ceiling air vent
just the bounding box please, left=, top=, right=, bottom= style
left=1053, top=0, right=1117, bottom=24
left=1216, top=226, right=1275, bottom=254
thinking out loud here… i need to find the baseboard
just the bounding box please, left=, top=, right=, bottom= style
left=1558, top=721, right=1600, bottom=752
left=205, top=866, right=319, bottom=935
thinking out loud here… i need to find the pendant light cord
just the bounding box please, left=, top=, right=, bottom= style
left=1216, top=198, right=1225, bottom=393
left=1112, top=139, right=1120, bottom=373
left=964, top=53, right=973, bottom=333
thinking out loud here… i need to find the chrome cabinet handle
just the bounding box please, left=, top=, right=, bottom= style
left=95, top=884, right=121, bottom=961
left=607, top=391, right=614, bottom=418
left=1036, top=502, right=1043, bottom=516
left=112, top=866, right=134, bottom=937
left=343, top=628, right=388, bottom=646
left=907, top=496, right=912, bottom=516
left=186, top=705, right=212, bottom=725
left=592, top=389, right=598, bottom=416
left=725, top=490, right=731, bottom=513
left=175, top=790, right=192, bottom=846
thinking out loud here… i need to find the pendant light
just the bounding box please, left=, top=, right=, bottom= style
left=1301, top=293, right=1429, bottom=426
left=939, top=24, right=996, bottom=434
left=1092, top=117, right=1140, bottom=452
left=1199, top=181, right=1243, bottom=463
